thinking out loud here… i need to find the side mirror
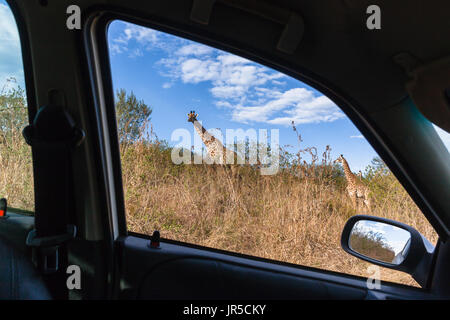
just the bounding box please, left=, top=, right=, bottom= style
left=341, top=215, right=435, bottom=287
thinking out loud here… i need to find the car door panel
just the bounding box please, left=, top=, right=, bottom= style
left=118, top=235, right=435, bottom=300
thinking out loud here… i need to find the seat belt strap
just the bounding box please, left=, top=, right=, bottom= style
left=23, top=105, right=84, bottom=279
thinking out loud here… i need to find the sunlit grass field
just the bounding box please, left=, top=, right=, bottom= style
left=120, top=129, right=438, bottom=287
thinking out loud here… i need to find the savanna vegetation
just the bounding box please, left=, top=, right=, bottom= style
left=0, top=81, right=438, bottom=287
left=349, top=229, right=396, bottom=263
left=0, top=79, right=34, bottom=212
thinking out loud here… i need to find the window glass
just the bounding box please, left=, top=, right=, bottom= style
left=434, top=124, right=450, bottom=153
left=107, top=20, right=438, bottom=287
left=0, top=0, right=34, bottom=212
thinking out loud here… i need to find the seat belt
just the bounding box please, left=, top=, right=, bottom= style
left=22, top=105, right=84, bottom=299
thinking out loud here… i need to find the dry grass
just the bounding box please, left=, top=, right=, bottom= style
left=121, top=133, right=438, bottom=288
left=0, top=82, right=34, bottom=211
left=0, top=129, right=34, bottom=211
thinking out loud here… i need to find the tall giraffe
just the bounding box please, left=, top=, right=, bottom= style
left=334, top=154, right=371, bottom=211
left=187, top=111, right=238, bottom=165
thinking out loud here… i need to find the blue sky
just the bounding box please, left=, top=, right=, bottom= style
left=108, top=20, right=450, bottom=173
left=107, top=20, right=379, bottom=172
left=1, top=1, right=449, bottom=172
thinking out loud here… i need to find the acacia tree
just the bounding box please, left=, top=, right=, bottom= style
left=115, top=89, right=152, bottom=144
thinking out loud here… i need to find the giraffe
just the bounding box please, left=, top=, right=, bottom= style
left=357, top=170, right=363, bottom=181
left=187, top=110, right=248, bottom=197
left=334, top=154, right=371, bottom=211
left=187, top=110, right=238, bottom=165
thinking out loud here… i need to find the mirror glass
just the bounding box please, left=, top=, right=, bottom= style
left=349, top=220, right=411, bottom=265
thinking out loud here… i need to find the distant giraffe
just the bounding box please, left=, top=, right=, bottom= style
left=334, top=155, right=371, bottom=211
left=187, top=111, right=239, bottom=165
left=357, top=170, right=363, bottom=181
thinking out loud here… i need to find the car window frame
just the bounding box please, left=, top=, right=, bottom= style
left=83, top=9, right=441, bottom=290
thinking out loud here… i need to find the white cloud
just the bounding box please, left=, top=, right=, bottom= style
left=272, top=80, right=286, bottom=86
left=350, top=135, right=364, bottom=139
left=110, top=23, right=159, bottom=56
left=121, top=24, right=158, bottom=45
left=272, top=95, right=343, bottom=125
left=164, top=53, right=284, bottom=88
left=210, top=85, right=246, bottom=99
left=215, top=101, right=233, bottom=108
left=162, top=82, right=173, bottom=89
left=254, top=87, right=282, bottom=99
left=110, top=22, right=186, bottom=57
left=180, top=58, right=219, bottom=83
left=176, top=44, right=213, bottom=56
left=161, top=53, right=287, bottom=108
left=128, top=48, right=143, bottom=58
left=160, top=51, right=340, bottom=125
left=109, top=43, right=127, bottom=54
left=231, top=88, right=343, bottom=125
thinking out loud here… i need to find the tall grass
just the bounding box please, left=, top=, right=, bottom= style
left=0, top=80, right=34, bottom=211
left=0, top=83, right=438, bottom=287
left=121, top=122, right=438, bottom=287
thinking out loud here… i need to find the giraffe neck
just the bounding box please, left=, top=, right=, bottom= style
left=341, top=158, right=356, bottom=183
left=191, top=120, right=237, bottom=165
left=192, top=120, right=225, bottom=161
left=193, top=121, right=213, bottom=145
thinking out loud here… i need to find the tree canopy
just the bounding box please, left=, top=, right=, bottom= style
left=115, top=89, right=152, bottom=143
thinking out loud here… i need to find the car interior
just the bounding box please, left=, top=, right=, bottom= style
left=0, top=0, right=449, bottom=301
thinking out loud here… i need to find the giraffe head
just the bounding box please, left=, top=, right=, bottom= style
left=187, top=110, right=198, bottom=123
left=334, top=154, right=345, bottom=164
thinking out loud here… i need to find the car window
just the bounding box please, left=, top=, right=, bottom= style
left=107, top=20, right=438, bottom=287
left=0, top=0, right=34, bottom=213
